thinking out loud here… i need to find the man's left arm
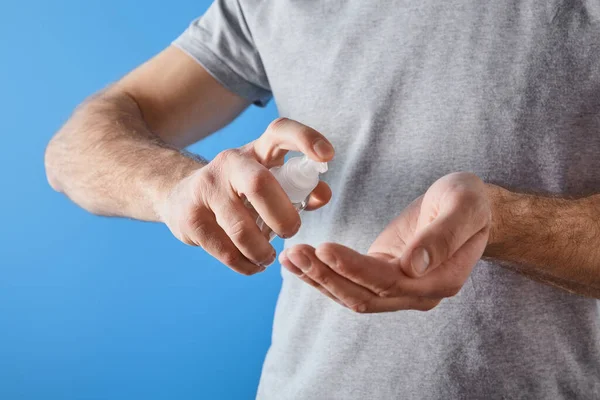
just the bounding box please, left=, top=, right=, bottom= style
left=485, top=184, right=600, bottom=298
left=279, top=173, right=600, bottom=314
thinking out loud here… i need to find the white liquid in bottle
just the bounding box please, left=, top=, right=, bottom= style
left=245, top=155, right=328, bottom=242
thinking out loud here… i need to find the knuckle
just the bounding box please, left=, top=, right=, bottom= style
left=447, top=172, right=482, bottom=187
left=221, top=251, right=241, bottom=268
left=226, top=218, right=251, bottom=242
left=180, top=213, right=196, bottom=233
left=315, top=243, right=339, bottom=265
left=460, top=172, right=484, bottom=187
left=191, top=220, right=212, bottom=238
left=197, top=170, right=217, bottom=190
left=267, top=117, right=289, bottom=133
left=244, top=170, right=274, bottom=196
left=377, top=281, right=399, bottom=298
left=317, top=273, right=330, bottom=287
left=182, top=212, right=207, bottom=236
left=213, top=149, right=238, bottom=166
left=193, top=172, right=218, bottom=202
left=350, top=300, right=370, bottom=314
left=444, top=188, right=479, bottom=213
left=454, top=186, right=480, bottom=203
left=296, top=125, right=316, bottom=140
left=318, top=242, right=337, bottom=252
left=333, top=259, right=350, bottom=275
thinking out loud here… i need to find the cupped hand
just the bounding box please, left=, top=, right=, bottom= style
left=160, top=118, right=334, bottom=275
left=280, top=172, right=491, bottom=312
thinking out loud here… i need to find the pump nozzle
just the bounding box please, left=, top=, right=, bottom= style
left=270, top=155, right=328, bottom=203
left=296, top=156, right=328, bottom=175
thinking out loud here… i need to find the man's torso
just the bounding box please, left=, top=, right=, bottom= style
left=232, top=1, right=600, bottom=398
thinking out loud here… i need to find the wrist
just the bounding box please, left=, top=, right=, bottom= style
left=148, top=152, right=205, bottom=222
left=483, top=183, right=529, bottom=258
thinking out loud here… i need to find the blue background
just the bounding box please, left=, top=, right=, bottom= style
left=1, top=1, right=281, bottom=399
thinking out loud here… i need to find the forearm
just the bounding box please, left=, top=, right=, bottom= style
left=484, top=184, right=600, bottom=297
left=44, top=88, right=205, bottom=221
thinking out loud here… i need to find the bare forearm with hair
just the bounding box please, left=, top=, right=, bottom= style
left=45, top=88, right=205, bottom=221
left=484, top=184, right=600, bottom=297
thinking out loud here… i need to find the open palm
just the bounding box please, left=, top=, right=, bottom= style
left=280, top=172, right=491, bottom=313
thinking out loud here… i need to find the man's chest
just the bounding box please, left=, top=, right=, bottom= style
left=243, top=0, right=600, bottom=114
left=242, top=0, right=600, bottom=195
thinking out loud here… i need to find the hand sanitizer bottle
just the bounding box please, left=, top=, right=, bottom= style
left=247, top=155, right=328, bottom=242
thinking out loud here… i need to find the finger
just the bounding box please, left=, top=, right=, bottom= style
left=360, top=296, right=442, bottom=313
left=288, top=246, right=441, bottom=313
left=395, top=228, right=489, bottom=298
left=279, top=250, right=344, bottom=306
left=227, top=156, right=301, bottom=238
left=304, top=181, right=332, bottom=211
left=315, top=243, right=405, bottom=297
left=278, top=248, right=303, bottom=275
left=285, top=245, right=376, bottom=312
left=253, top=118, right=334, bottom=167
left=212, top=197, right=276, bottom=267
left=191, top=215, right=265, bottom=276
left=401, top=196, right=489, bottom=278
left=318, top=239, right=476, bottom=300
left=315, top=232, right=487, bottom=301
left=297, top=274, right=346, bottom=306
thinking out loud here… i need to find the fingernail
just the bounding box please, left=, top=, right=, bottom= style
left=411, top=247, right=430, bottom=275
left=288, top=252, right=311, bottom=272
left=313, top=139, right=333, bottom=159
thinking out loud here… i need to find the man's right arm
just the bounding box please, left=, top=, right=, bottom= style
left=45, top=46, right=335, bottom=275
left=44, top=46, right=248, bottom=222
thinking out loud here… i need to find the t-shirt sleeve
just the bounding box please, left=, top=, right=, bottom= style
left=172, top=0, right=271, bottom=107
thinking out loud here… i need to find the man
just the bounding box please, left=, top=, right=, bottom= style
left=45, top=0, right=600, bottom=398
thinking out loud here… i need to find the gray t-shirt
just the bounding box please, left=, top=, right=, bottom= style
left=174, top=1, right=600, bottom=398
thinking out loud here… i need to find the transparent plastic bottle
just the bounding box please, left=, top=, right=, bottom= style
left=245, top=155, right=328, bottom=241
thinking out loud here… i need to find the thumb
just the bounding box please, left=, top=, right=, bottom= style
left=251, top=118, right=334, bottom=167
left=400, top=208, right=487, bottom=278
